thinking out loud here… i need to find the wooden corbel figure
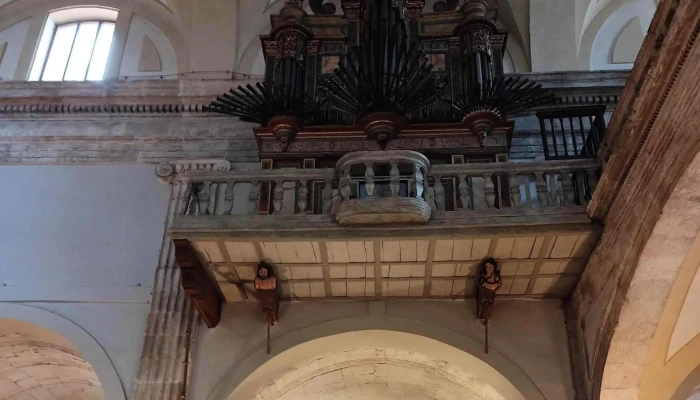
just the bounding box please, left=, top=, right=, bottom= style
left=253, top=261, right=280, bottom=354
left=476, top=257, right=502, bottom=354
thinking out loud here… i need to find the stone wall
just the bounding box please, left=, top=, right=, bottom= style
left=190, top=299, right=574, bottom=400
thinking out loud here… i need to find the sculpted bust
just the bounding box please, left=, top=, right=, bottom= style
left=479, top=258, right=502, bottom=292
left=254, top=263, right=277, bottom=292
left=477, top=257, right=502, bottom=321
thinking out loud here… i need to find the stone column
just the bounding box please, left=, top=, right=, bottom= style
left=131, top=160, right=231, bottom=400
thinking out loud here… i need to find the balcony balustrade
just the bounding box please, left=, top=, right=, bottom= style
left=172, top=151, right=599, bottom=229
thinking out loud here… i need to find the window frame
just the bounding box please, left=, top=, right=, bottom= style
left=37, top=20, right=116, bottom=81
left=29, top=7, right=119, bottom=82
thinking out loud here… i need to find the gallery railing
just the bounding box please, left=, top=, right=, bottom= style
left=536, top=105, right=607, bottom=160
left=174, top=151, right=598, bottom=225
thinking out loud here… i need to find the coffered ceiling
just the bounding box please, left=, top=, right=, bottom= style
left=192, top=231, right=598, bottom=302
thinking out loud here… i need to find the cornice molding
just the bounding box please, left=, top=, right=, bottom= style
left=0, top=71, right=627, bottom=117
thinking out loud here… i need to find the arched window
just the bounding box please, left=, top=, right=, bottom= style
left=29, top=7, right=118, bottom=81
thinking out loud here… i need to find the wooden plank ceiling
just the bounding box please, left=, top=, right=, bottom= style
left=192, top=231, right=598, bottom=302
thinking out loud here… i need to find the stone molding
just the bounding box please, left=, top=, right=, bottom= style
left=155, top=159, right=232, bottom=183
left=0, top=103, right=209, bottom=115
left=0, top=71, right=626, bottom=117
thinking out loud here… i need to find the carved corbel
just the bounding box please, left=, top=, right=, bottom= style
left=173, top=239, right=225, bottom=329
left=155, top=159, right=232, bottom=183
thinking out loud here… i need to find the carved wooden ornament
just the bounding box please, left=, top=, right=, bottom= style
left=173, top=239, right=225, bottom=328
left=253, top=261, right=281, bottom=354
left=476, top=257, right=502, bottom=353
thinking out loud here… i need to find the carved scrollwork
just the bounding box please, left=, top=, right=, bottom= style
left=470, top=27, right=492, bottom=56
left=432, top=0, right=460, bottom=12
left=155, top=159, right=231, bottom=183
left=309, top=0, right=336, bottom=15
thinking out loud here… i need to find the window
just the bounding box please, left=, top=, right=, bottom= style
left=29, top=8, right=118, bottom=81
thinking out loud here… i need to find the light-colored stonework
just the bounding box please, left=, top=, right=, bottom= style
left=600, top=153, right=700, bottom=400
left=0, top=333, right=104, bottom=400
left=570, top=1, right=700, bottom=399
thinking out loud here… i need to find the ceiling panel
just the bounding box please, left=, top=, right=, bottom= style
left=194, top=231, right=597, bottom=302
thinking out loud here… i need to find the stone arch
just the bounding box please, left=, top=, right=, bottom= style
left=599, top=152, right=700, bottom=400
left=578, top=0, right=655, bottom=70
left=204, top=315, right=547, bottom=400
left=0, top=303, right=125, bottom=400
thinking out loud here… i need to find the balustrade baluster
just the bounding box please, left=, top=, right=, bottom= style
left=509, top=173, right=521, bottom=207
left=273, top=180, right=284, bottom=214
left=560, top=170, right=575, bottom=205
left=433, top=175, right=445, bottom=213
left=297, top=180, right=309, bottom=214
left=365, top=162, right=375, bottom=197
left=425, top=186, right=438, bottom=215
left=416, top=166, right=425, bottom=200
left=225, top=181, right=236, bottom=215
left=340, top=168, right=351, bottom=201
left=390, top=162, right=400, bottom=196
left=458, top=174, right=469, bottom=209
left=535, top=172, right=548, bottom=207
left=198, top=181, right=212, bottom=215
left=209, top=182, right=220, bottom=215
left=548, top=173, right=560, bottom=206
left=249, top=181, right=260, bottom=214
left=573, top=171, right=587, bottom=205
left=484, top=174, right=495, bottom=208
left=323, top=173, right=333, bottom=214
left=330, top=188, right=341, bottom=215
left=185, top=183, right=199, bottom=215
left=281, top=181, right=297, bottom=214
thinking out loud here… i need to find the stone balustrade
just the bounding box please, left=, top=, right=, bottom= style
left=427, top=159, right=599, bottom=216
left=169, top=153, right=599, bottom=225
left=335, top=150, right=432, bottom=225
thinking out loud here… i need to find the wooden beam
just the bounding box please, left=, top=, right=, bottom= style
left=174, top=239, right=225, bottom=328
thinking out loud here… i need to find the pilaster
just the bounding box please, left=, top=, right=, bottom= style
left=131, top=159, right=231, bottom=400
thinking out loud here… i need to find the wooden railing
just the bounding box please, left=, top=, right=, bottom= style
left=175, top=152, right=598, bottom=221
left=536, top=105, right=607, bottom=160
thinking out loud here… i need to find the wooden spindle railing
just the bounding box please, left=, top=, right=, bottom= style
left=536, top=105, right=607, bottom=160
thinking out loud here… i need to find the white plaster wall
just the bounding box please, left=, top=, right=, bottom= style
left=0, top=18, right=30, bottom=80
left=119, top=14, right=177, bottom=79
left=530, top=0, right=579, bottom=71
left=589, top=0, right=654, bottom=70
left=191, top=299, right=574, bottom=400
left=0, top=165, right=170, bottom=399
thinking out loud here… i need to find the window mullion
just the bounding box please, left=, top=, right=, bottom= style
left=39, top=26, right=58, bottom=81
left=62, top=22, right=81, bottom=81
left=84, top=22, right=103, bottom=81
